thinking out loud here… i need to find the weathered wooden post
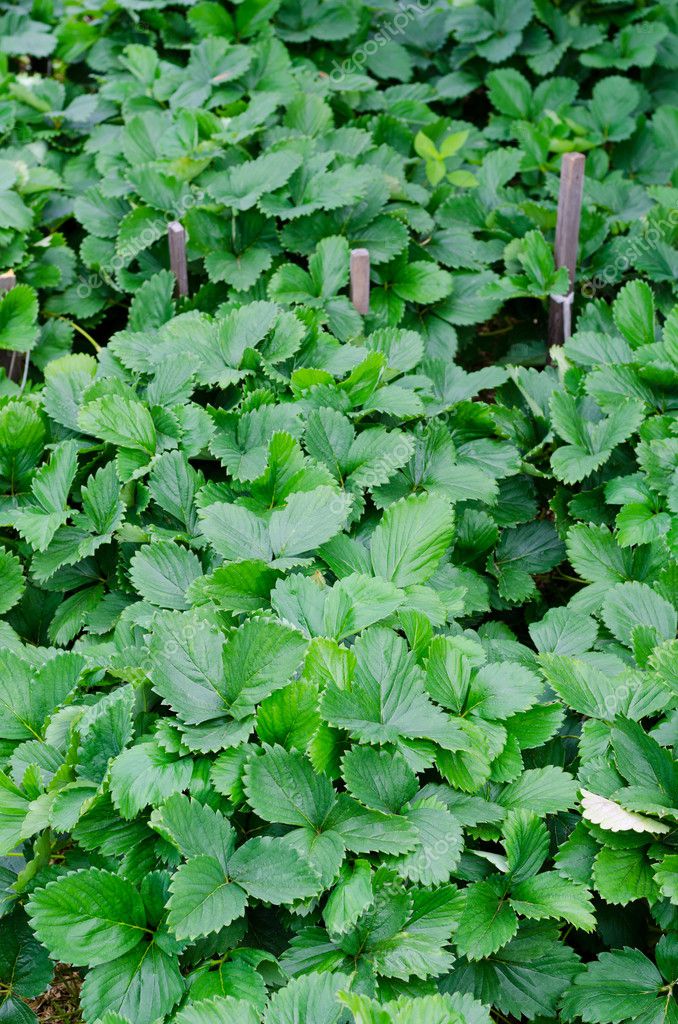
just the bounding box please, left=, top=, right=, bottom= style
left=548, top=152, right=585, bottom=347
left=0, top=271, right=27, bottom=384
left=168, top=221, right=189, bottom=298
left=350, top=248, right=370, bottom=315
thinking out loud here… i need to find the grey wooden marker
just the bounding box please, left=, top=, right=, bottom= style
left=168, top=221, right=189, bottom=298
left=0, top=270, right=16, bottom=293
left=0, top=270, right=26, bottom=384
left=548, top=152, right=585, bottom=347
left=350, top=248, right=370, bottom=315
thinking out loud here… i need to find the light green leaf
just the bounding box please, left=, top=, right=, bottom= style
left=370, top=493, right=454, bottom=588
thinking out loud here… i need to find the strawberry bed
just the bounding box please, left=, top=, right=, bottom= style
left=0, top=2, right=677, bottom=1023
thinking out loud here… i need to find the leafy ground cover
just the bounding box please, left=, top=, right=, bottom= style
left=0, top=1, right=677, bottom=1023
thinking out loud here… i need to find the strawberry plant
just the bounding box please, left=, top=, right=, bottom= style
left=0, top=2, right=677, bottom=1024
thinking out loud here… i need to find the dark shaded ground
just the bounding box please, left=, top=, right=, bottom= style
left=29, top=965, right=82, bottom=1022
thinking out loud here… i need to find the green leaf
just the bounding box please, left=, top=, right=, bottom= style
left=80, top=942, right=183, bottom=1024
left=146, top=610, right=229, bottom=725
left=387, top=797, right=463, bottom=885
left=654, top=855, right=678, bottom=905
left=0, top=771, right=30, bottom=855
left=414, top=131, right=439, bottom=161
left=221, top=617, right=308, bottom=711
left=490, top=522, right=565, bottom=602
left=228, top=836, right=320, bottom=903
left=487, top=68, right=531, bottom=117
left=28, top=869, right=147, bottom=967
left=13, top=439, right=78, bottom=551
left=129, top=542, right=203, bottom=610
left=269, top=487, right=352, bottom=560
left=469, top=662, right=543, bottom=719
left=199, top=502, right=272, bottom=563
left=613, top=280, right=655, bottom=348
left=602, top=581, right=677, bottom=648
left=448, top=922, right=582, bottom=1020
left=565, top=524, right=649, bottom=587
left=0, top=909, right=52, bottom=1010
left=244, top=744, right=335, bottom=827
left=593, top=846, right=657, bottom=906
left=529, top=608, right=598, bottom=656
left=79, top=395, right=157, bottom=456
left=510, top=872, right=595, bottom=930
left=110, top=741, right=193, bottom=819
left=209, top=151, right=303, bottom=211
left=0, top=285, right=38, bottom=353
left=456, top=877, right=518, bottom=960
left=42, top=353, right=97, bottom=432
left=200, top=486, right=351, bottom=564
left=503, top=810, right=549, bottom=884
left=167, top=856, right=247, bottom=939
left=550, top=395, right=645, bottom=485
left=323, top=573, right=404, bottom=641
left=539, top=654, right=623, bottom=720
left=0, top=400, right=45, bottom=489
left=0, top=547, right=24, bottom=614
left=0, top=650, right=81, bottom=742
left=149, top=794, right=236, bottom=867
left=498, top=767, right=578, bottom=815
left=370, top=493, right=454, bottom=587
left=77, top=687, right=135, bottom=785
left=322, top=861, right=373, bottom=936
left=322, top=627, right=465, bottom=748
left=127, top=268, right=175, bottom=327
left=308, top=236, right=349, bottom=299
left=326, top=795, right=418, bottom=856
left=264, top=973, right=349, bottom=1024
left=175, top=995, right=260, bottom=1024
left=341, top=746, right=417, bottom=814
left=391, top=262, right=452, bottom=304
left=561, top=948, right=663, bottom=1024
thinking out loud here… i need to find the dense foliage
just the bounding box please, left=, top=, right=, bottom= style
left=0, top=0, right=677, bottom=1022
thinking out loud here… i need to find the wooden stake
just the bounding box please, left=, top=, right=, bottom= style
left=548, top=152, right=585, bottom=347
left=168, top=221, right=189, bottom=298
left=0, top=271, right=27, bottom=385
left=350, top=248, right=370, bottom=315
